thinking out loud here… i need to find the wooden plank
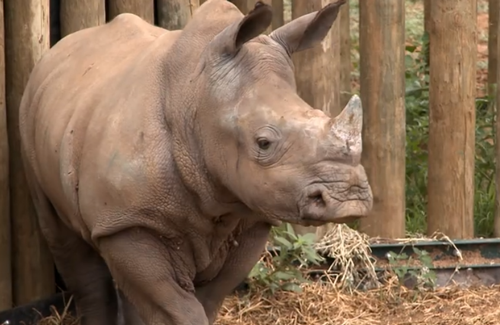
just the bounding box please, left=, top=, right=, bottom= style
left=290, top=0, right=341, bottom=239
left=358, top=0, right=406, bottom=238
left=292, top=0, right=341, bottom=116
left=489, top=0, right=498, bottom=97
left=230, top=0, right=249, bottom=13
left=0, top=0, right=12, bottom=311
left=107, top=0, right=155, bottom=24
left=60, top=0, right=105, bottom=37
left=271, top=0, right=284, bottom=30
left=4, top=0, right=55, bottom=305
left=495, top=12, right=500, bottom=237
left=339, top=0, right=350, bottom=107
left=156, top=0, right=200, bottom=30
left=426, top=0, right=476, bottom=239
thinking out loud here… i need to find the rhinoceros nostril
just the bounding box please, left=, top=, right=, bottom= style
left=308, top=192, right=326, bottom=207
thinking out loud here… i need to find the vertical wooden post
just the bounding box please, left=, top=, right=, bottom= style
left=426, top=0, right=476, bottom=239
left=495, top=12, right=500, bottom=237
left=339, top=1, right=351, bottom=108
left=60, top=0, right=105, bottom=37
left=292, top=0, right=341, bottom=116
left=0, top=0, right=12, bottom=311
left=230, top=0, right=249, bottom=12
left=271, top=0, right=284, bottom=30
left=107, top=0, right=155, bottom=24
left=290, top=0, right=341, bottom=238
left=156, top=0, right=200, bottom=30
left=489, top=0, right=499, bottom=97
left=4, top=0, right=55, bottom=305
left=358, top=0, right=406, bottom=238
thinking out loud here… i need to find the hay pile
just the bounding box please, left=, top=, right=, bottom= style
left=216, top=281, right=500, bottom=325
left=36, top=226, right=500, bottom=325
left=37, top=282, right=500, bottom=325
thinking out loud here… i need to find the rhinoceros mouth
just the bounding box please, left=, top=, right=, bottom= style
left=296, top=182, right=372, bottom=225
left=299, top=214, right=365, bottom=227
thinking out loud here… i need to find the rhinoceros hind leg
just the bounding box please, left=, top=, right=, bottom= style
left=27, top=180, right=119, bottom=325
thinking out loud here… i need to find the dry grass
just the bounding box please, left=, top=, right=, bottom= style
left=37, top=296, right=79, bottom=325
left=34, top=280, right=500, bottom=325
left=314, top=224, right=379, bottom=291
left=216, top=280, right=500, bottom=325
left=34, top=226, right=500, bottom=325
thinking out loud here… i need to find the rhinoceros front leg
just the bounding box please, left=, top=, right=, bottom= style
left=98, top=228, right=209, bottom=325
left=195, top=221, right=271, bottom=324
left=117, top=288, right=145, bottom=325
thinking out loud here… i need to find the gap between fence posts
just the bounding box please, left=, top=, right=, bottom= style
left=157, top=0, right=200, bottom=30
left=495, top=0, right=500, bottom=237
left=107, top=0, right=155, bottom=24
left=0, top=0, right=12, bottom=312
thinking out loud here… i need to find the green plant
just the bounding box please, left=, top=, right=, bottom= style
left=387, top=247, right=437, bottom=289
left=247, top=224, right=324, bottom=294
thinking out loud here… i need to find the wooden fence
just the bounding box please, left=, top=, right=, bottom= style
left=0, top=0, right=496, bottom=312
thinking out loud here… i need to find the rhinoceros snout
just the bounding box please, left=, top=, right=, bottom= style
left=297, top=181, right=372, bottom=226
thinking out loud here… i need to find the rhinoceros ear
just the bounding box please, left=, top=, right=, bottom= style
left=269, top=0, right=345, bottom=56
left=213, top=1, right=272, bottom=55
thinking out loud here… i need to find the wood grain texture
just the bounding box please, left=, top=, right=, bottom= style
left=4, top=0, right=55, bottom=305
left=60, top=0, right=105, bottom=37
left=358, top=0, right=406, bottom=238
left=339, top=1, right=351, bottom=108
left=156, top=0, right=199, bottom=30
left=230, top=0, right=249, bottom=13
left=426, top=0, right=476, bottom=239
left=271, top=0, right=284, bottom=30
left=290, top=0, right=341, bottom=239
left=0, top=0, right=12, bottom=311
left=107, top=0, right=155, bottom=24
left=292, top=0, right=341, bottom=116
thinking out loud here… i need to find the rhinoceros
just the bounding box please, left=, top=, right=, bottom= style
left=19, top=0, right=372, bottom=324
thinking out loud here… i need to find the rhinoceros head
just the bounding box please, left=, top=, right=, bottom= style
left=196, top=0, right=372, bottom=226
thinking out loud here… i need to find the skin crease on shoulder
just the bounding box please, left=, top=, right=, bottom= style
left=18, top=0, right=373, bottom=324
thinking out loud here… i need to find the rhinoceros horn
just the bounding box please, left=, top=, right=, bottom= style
left=330, top=94, right=363, bottom=155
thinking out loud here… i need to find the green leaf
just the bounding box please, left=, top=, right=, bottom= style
left=300, top=233, right=317, bottom=244
left=274, top=236, right=292, bottom=249
left=272, top=271, right=296, bottom=281
left=281, top=283, right=303, bottom=293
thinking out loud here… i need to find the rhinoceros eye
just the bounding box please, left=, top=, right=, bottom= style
left=257, top=138, right=271, bottom=150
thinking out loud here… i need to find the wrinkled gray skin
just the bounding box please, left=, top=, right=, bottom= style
left=19, top=0, right=373, bottom=324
